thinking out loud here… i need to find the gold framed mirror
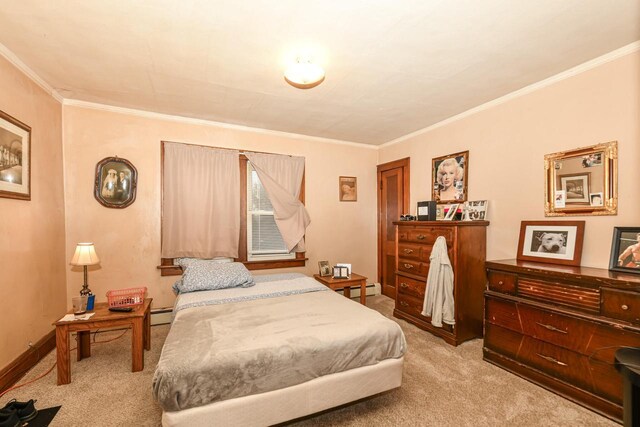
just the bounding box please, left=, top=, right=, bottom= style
left=544, top=141, right=617, bottom=216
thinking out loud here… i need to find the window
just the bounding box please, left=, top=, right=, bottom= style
left=247, top=164, right=295, bottom=261
left=158, top=143, right=307, bottom=277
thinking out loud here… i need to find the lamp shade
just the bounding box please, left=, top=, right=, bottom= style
left=70, top=243, right=100, bottom=266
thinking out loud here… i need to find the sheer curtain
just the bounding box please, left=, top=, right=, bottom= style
left=244, top=152, right=310, bottom=252
left=162, top=143, right=240, bottom=258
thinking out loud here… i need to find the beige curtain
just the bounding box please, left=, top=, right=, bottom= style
left=245, top=152, right=310, bottom=252
left=162, top=143, right=240, bottom=258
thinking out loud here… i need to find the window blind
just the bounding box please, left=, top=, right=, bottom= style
left=248, top=167, right=293, bottom=258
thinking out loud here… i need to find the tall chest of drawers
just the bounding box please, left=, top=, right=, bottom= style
left=484, top=259, right=640, bottom=422
left=393, top=221, right=489, bottom=346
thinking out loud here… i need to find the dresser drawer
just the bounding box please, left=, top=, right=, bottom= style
left=486, top=297, right=598, bottom=355
left=485, top=323, right=624, bottom=403
left=601, top=288, right=640, bottom=324
left=398, top=243, right=426, bottom=261
left=397, top=293, right=454, bottom=332
left=517, top=278, right=600, bottom=313
left=397, top=275, right=426, bottom=299
left=518, top=336, right=592, bottom=391
left=484, top=322, right=523, bottom=360
left=399, top=227, right=453, bottom=245
left=487, top=271, right=516, bottom=294
left=396, top=293, right=424, bottom=318
left=398, top=259, right=428, bottom=276
left=518, top=304, right=597, bottom=355
left=485, top=297, right=522, bottom=332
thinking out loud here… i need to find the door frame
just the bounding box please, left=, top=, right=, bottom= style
left=377, top=157, right=410, bottom=285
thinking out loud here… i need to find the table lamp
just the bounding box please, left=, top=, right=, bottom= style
left=70, top=243, right=100, bottom=296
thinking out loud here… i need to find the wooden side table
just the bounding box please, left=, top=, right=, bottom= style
left=53, top=298, right=152, bottom=385
left=313, top=273, right=368, bottom=305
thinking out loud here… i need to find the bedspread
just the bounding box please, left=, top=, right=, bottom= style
left=153, top=284, right=406, bottom=411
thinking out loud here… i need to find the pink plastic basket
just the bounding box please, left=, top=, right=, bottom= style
left=106, top=287, right=147, bottom=308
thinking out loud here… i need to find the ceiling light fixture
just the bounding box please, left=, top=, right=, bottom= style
left=284, top=58, right=325, bottom=89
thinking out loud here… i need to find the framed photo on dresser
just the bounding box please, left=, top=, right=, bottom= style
left=609, top=227, right=640, bottom=274
left=517, top=220, right=585, bottom=266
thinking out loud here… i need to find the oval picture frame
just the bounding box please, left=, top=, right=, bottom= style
left=94, top=156, right=138, bottom=208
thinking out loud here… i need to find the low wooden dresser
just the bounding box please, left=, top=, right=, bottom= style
left=393, top=221, right=489, bottom=346
left=484, top=259, right=640, bottom=422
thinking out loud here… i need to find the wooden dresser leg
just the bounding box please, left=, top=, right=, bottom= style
left=131, top=321, right=144, bottom=372
left=56, top=325, right=71, bottom=385
left=360, top=281, right=366, bottom=305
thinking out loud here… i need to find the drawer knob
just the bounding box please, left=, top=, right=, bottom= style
left=536, top=322, right=568, bottom=334
left=416, top=234, right=426, bottom=240
left=536, top=353, right=568, bottom=366
left=400, top=301, right=409, bottom=307
left=403, top=263, right=414, bottom=269
left=498, top=280, right=504, bottom=285
left=621, top=304, right=629, bottom=311
left=400, top=282, right=408, bottom=288
left=403, top=249, right=414, bottom=254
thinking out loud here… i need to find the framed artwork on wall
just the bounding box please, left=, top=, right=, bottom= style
left=517, top=220, right=585, bottom=266
left=609, top=227, right=640, bottom=274
left=94, top=156, right=138, bottom=208
left=432, top=150, right=468, bottom=203
left=339, top=176, right=357, bottom=201
left=0, top=110, right=31, bottom=200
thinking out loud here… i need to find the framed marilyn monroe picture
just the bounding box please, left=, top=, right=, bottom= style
left=432, top=151, right=468, bottom=203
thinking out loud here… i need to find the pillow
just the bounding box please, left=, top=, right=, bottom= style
left=173, top=260, right=255, bottom=294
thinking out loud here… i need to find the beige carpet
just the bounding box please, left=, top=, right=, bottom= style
left=1, top=295, right=616, bottom=426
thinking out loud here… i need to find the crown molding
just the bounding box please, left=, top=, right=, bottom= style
left=380, top=40, right=640, bottom=149
left=0, top=41, right=63, bottom=103
left=63, top=99, right=377, bottom=150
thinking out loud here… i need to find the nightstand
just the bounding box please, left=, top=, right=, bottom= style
left=313, top=273, right=368, bottom=305
left=53, top=298, right=152, bottom=385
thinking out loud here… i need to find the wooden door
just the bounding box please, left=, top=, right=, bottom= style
left=377, top=158, right=410, bottom=299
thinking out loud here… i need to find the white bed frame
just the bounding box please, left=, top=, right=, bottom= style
left=162, top=356, right=404, bottom=427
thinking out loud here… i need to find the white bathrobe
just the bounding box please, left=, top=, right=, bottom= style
left=421, top=236, right=455, bottom=327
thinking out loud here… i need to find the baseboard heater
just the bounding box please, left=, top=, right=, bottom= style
left=150, top=308, right=173, bottom=326
left=336, top=282, right=380, bottom=298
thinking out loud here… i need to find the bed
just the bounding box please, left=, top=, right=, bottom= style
left=153, top=271, right=406, bottom=426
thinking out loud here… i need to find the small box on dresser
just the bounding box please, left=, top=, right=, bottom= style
left=393, top=220, right=489, bottom=346
left=484, top=259, right=640, bottom=423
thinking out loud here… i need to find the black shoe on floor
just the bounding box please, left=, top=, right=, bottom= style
left=0, top=409, right=19, bottom=427
left=2, top=399, right=37, bottom=422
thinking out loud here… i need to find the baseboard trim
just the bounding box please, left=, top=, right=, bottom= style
left=0, top=329, right=56, bottom=393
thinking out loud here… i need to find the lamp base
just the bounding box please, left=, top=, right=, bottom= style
left=80, top=265, right=92, bottom=296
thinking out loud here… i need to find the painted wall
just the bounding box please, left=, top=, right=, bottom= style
left=379, top=51, right=640, bottom=268
left=62, top=107, right=379, bottom=308
left=0, top=57, right=65, bottom=368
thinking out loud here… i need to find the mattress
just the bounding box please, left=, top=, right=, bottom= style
left=152, top=274, right=406, bottom=412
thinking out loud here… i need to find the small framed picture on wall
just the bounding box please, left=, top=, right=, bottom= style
left=339, top=176, right=357, bottom=201
left=0, top=110, right=31, bottom=200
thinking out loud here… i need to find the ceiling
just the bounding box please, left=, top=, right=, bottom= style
left=0, top=1, right=638, bottom=145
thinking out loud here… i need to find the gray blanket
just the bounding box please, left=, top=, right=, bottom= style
left=153, top=290, right=406, bottom=411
